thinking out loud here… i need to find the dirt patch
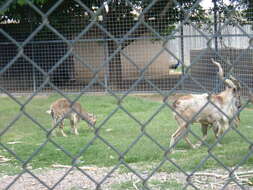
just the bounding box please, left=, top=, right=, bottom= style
left=0, top=165, right=182, bottom=190
left=1, top=164, right=253, bottom=190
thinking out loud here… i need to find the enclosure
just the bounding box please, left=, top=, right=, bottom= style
left=1, top=0, right=253, bottom=189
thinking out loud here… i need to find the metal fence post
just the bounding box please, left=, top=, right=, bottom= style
left=102, top=9, right=109, bottom=93
left=180, top=1, right=185, bottom=91
left=29, top=12, right=37, bottom=93
left=213, top=0, right=218, bottom=51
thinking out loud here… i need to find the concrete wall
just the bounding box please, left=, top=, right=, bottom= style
left=72, top=39, right=177, bottom=83
left=73, top=41, right=106, bottom=83
left=121, top=39, right=176, bottom=80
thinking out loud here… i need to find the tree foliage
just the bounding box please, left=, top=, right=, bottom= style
left=0, top=0, right=207, bottom=27
left=1, top=0, right=252, bottom=25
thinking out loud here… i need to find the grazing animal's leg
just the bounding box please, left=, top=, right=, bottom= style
left=214, top=121, right=223, bottom=147
left=169, top=127, right=182, bottom=152
left=195, top=123, right=209, bottom=147
left=216, top=122, right=224, bottom=137
left=170, top=113, right=196, bottom=152
left=201, top=124, right=208, bottom=142
left=170, top=124, right=193, bottom=152
left=59, top=118, right=67, bottom=137
left=233, top=115, right=240, bottom=128
left=50, top=111, right=57, bottom=136
left=212, top=124, right=219, bottom=139
left=72, top=114, right=79, bottom=135
left=70, top=119, right=75, bottom=134
left=51, top=113, right=61, bottom=137
left=184, top=134, right=196, bottom=149
left=51, top=119, right=57, bottom=136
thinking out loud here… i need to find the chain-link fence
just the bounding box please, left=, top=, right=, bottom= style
left=1, top=0, right=252, bottom=94
left=1, top=0, right=253, bottom=189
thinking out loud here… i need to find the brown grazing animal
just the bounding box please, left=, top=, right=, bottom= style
left=169, top=59, right=241, bottom=152
left=46, top=98, right=96, bottom=137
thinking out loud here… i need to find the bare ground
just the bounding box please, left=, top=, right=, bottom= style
left=1, top=164, right=253, bottom=190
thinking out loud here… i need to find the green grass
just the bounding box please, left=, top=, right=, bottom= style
left=0, top=94, right=253, bottom=175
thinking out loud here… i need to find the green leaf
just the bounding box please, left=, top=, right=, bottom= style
left=17, top=0, right=49, bottom=6
left=17, top=0, right=26, bottom=6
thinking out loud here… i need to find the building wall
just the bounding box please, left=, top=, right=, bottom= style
left=72, top=39, right=177, bottom=83
left=73, top=41, right=106, bottom=83
left=121, top=39, right=176, bottom=80
left=166, top=24, right=252, bottom=66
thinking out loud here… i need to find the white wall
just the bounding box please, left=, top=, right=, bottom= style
left=166, top=24, right=252, bottom=66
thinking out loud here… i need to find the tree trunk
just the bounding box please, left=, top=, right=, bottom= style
left=107, top=40, right=122, bottom=88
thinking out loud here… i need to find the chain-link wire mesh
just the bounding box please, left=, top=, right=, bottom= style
left=1, top=0, right=253, bottom=189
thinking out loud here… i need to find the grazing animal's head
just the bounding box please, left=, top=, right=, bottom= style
left=211, top=58, right=242, bottom=110
left=87, top=113, right=97, bottom=126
